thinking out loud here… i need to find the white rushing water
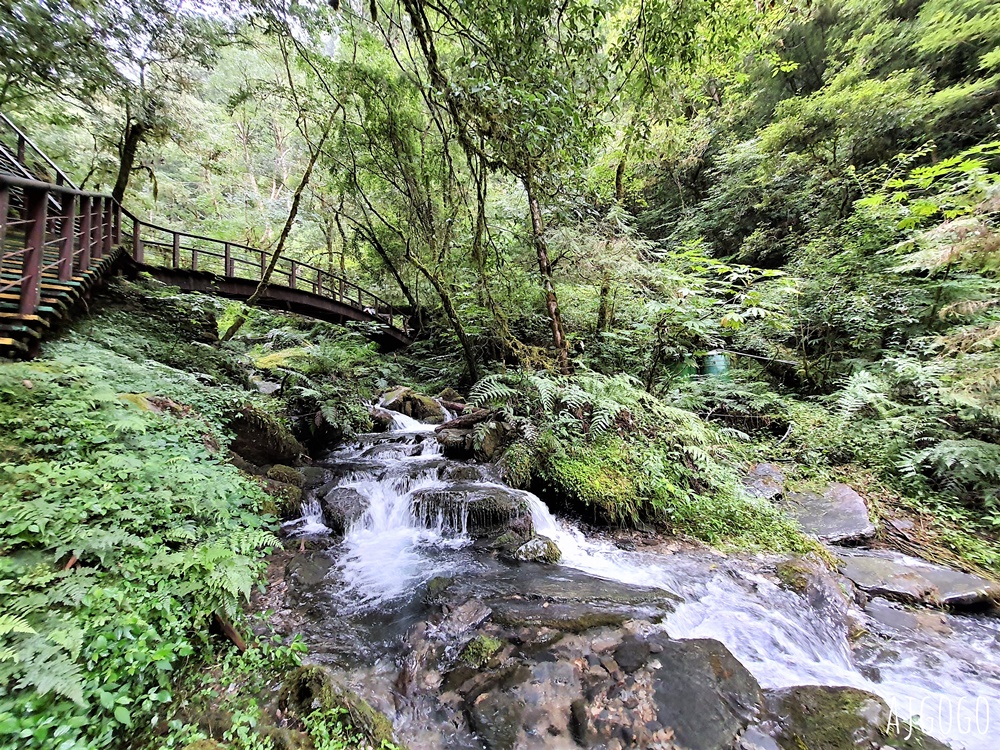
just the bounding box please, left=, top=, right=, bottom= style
left=528, top=495, right=1000, bottom=749
left=296, top=416, right=1000, bottom=749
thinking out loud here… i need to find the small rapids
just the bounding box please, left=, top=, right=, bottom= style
left=285, top=416, right=1000, bottom=750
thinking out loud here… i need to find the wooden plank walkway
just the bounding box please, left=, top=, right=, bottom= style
left=0, top=114, right=412, bottom=357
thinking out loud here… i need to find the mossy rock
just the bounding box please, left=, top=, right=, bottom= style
left=437, top=387, right=465, bottom=403
left=267, top=464, right=305, bottom=487
left=227, top=404, right=304, bottom=466
left=490, top=531, right=529, bottom=550
left=424, top=575, right=455, bottom=604
left=766, top=685, right=952, bottom=750
left=460, top=635, right=503, bottom=668
left=775, top=557, right=813, bottom=593
left=262, top=480, right=303, bottom=517
left=381, top=386, right=445, bottom=422
left=410, top=485, right=532, bottom=538
left=509, top=535, right=561, bottom=564
left=278, top=665, right=403, bottom=749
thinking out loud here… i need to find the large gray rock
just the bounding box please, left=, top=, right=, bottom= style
left=744, top=462, right=785, bottom=501
left=864, top=597, right=952, bottom=635
left=381, top=386, right=446, bottom=422
left=837, top=548, right=1000, bottom=609
left=466, top=689, right=524, bottom=750
left=650, top=638, right=765, bottom=750
left=410, top=484, right=532, bottom=538
left=509, top=535, right=561, bottom=564
left=779, top=483, right=876, bottom=543
left=436, top=428, right=474, bottom=458
left=764, top=685, right=952, bottom=749
left=321, top=486, right=369, bottom=533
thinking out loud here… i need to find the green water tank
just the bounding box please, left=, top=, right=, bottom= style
left=703, top=352, right=730, bottom=378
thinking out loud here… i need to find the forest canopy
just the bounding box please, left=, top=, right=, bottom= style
left=2, top=1, right=1000, bottom=747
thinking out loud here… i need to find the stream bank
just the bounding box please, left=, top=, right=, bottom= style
left=267, top=407, right=1000, bottom=750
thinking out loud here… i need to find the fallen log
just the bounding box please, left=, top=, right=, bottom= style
left=435, top=408, right=492, bottom=432
left=213, top=612, right=248, bottom=652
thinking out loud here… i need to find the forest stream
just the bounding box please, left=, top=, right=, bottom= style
left=279, top=411, right=1000, bottom=750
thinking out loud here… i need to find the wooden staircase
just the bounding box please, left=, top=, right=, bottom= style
left=0, top=113, right=125, bottom=356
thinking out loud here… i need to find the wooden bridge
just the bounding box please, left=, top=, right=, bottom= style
left=0, top=114, right=412, bottom=357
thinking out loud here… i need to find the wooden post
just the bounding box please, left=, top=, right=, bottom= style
left=339, top=278, right=345, bottom=302
left=102, top=197, right=112, bottom=256
left=16, top=135, right=25, bottom=166
left=91, top=197, right=102, bottom=260
left=260, top=250, right=266, bottom=278
left=113, top=203, right=122, bottom=245
left=79, top=195, right=92, bottom=271
left=192, top=246, right=199, bottom=271
left=316, top=270, right=324, bottom=296
left=131, top=218, right=142, bottom=263
left=21, top=187, right=47, bottom=315
left=0, top=185, right=9, bottom=251
left=224, top=243, right=233, bottom=276
left=58, top=191, right=76, bottom=281
left=289, top=261, right=298, bottom=289
left=172, top=233, right=180, bottom=268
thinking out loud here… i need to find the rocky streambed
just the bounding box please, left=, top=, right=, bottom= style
left=270, top=411, right=1000, bottom=750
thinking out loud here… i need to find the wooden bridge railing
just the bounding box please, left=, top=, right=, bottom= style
left=0, top=110, right=410, bottom=338
left=0, top=173, right=120, bottom=315
left=126, top=212, right=406, bottom=331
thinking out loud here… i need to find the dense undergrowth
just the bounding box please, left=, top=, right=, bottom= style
left=0, top=279, right=406, bottom=750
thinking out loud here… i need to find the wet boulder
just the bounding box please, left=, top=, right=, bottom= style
left=267, top=464, right=305, bottom=487
left=508, top=535, right=561, bottom=564
left=778, top=483, right=876, bottom=544
left=368, top=405, right=395, bottom=431
left=321, top=487, right=369, bottom=533
left=864, top=597, right=952, bottom=635
left=649, top=638, right=765, bottom=750
left=774, top=555, right=854, bottom=627
left=381, top=386, right=446, bottom=423
left=410, top=484, right=533, bottom=538
left=436, top=428, right=475, bottom=458
left=744, top=462, right=785, bottom=501
left=836, top=548, right=1000, bottom=610
left=466, top=688, right=525, bottom=750
left=764, top=685, right=952, bottom=750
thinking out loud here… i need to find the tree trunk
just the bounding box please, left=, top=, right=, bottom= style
left=523, top=173, right=570, bottom=374
left=595, top=272, right=612, bottom=334
left=409, top=255, right=479, bottom=382
left=112, top=120, right=147, bottom=204
left=222, top=118, right=333, bottom=341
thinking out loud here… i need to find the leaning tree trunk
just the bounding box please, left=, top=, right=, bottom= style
left=221, top=119, right=333, bottom=341
left=112, top=120, right=147, bottom=204
left=523, top=172, right=570, bottom=374
left=408, top=255, right=479, bottom=382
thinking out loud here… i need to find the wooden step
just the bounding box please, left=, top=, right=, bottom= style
left=0, top=336, right=28, bottom=353
left=0, top=323, right=43, bottom=339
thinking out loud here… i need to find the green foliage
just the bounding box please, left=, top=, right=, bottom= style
left=301, top=707, right=400, bottom=750
left=459, top=635, right=503, bottom=668
left=0, top=315, right=278, bottom=749
left=471, top=370, right=806, bottom=549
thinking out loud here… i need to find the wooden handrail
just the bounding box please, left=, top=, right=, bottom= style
left=0, top=114, right=79, bottom=189
left=0, top=113, right=409, bottom=340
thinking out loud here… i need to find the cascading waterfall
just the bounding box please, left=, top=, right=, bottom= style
left=288, top=414, right=1000, bottom=750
